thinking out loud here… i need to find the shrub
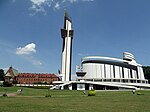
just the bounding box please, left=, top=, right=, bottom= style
left=3, top=81, right=12, bottom=87
left=3, top=93, right=7, bottom=97
left=45, top=94, right=51, bottom=97
left=137, top=92, right=144, bottom=95
left=88, top=89, right=96, bottom=96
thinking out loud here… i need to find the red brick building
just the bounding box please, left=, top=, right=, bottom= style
left=4, top=67, right=58, bottom=85
left=16, top=73, right=58, bottom=84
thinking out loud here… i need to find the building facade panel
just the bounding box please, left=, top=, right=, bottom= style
left=114, top=66, right=120, bottom=79
left=110, top=65, right=114, bottom=79
left=123, top=68, right=129, bottom=79
left=105, top=64, right=111, bottom=79
left=101, top=64, right=105, bottom=79
left=119, top=67, right=123, bottom=79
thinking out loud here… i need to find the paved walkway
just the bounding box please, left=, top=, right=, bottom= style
left=7, top=92, right=17, bottom=97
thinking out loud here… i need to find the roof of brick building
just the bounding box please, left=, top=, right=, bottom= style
left=17, top=73, right=58, bottom=78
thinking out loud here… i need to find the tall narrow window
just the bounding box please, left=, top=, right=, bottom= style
left=130, top=69, right=133, bottom=78
left=113, top=65, right=115, bottom=78
left=122, top=67, right=124, bottom=78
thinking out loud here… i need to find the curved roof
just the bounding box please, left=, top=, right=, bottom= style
left=81, top=56, right=140, bottom=68
left=82, top=56, right=128, bottom=63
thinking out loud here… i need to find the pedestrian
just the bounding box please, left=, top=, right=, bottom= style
left=132, top=89, right=135, bottom=94
left=83, top=90, right=86, bottom=95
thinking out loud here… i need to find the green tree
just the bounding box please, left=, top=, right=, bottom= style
left=0, top=69, right=5, bottom=81
left=143, top=66, right=150, bottom=83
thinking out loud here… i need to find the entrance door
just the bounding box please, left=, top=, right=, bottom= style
left=85, top=84, right=89, bottom=90
left=72, top=83, right=77, bottom=90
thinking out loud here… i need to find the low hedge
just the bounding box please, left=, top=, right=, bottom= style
left=137, top=92, right=144, bottom=95
left=45, top=94, right=51, bottom=97
left=88, top=89, right=96, bottom=96
left=25, top=86, right=49, bottom=89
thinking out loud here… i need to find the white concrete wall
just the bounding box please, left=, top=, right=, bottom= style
left=101, top=64, right=105, bottom=79
left=82, top=60, right=146, bottom=82
left=132, top=70, right=136, bottom=79
left=124, top=68, right=128, bottom=79
left=83, top=63, right=93, bottom=79
left=137, top=66, right=145, bottom=80
left=115, top=66, right=120, bottom=78
left=105, top=64, right=111, bottom=79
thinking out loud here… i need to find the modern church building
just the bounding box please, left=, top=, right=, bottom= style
left=77, top=52, right=147, bottom=84
left=52, top=11, right=150, bottom=90
left=74, top=52, right=150, bottom=90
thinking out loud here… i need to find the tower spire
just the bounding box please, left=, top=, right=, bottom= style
left=61, top=11, right=74, bottom=81
left=63, top=9, right=72, bottom=29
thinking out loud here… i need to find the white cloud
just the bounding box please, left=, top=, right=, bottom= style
left=29, top=0, right=52, bottom=15
left=54, top=2, right=60, bottom=10
left=30, top=0, right=47, bottom=6
left=16, top=43, right=42, bottom=66
left=29, top=0, right=94, bottom=15
left=16, top=43, right=36, bottom=55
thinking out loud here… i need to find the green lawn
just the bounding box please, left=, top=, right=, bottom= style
left=0, top=87, right=150, bottom=112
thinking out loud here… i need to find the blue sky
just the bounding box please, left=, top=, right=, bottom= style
left=0, top=0, right=150, bottom=78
